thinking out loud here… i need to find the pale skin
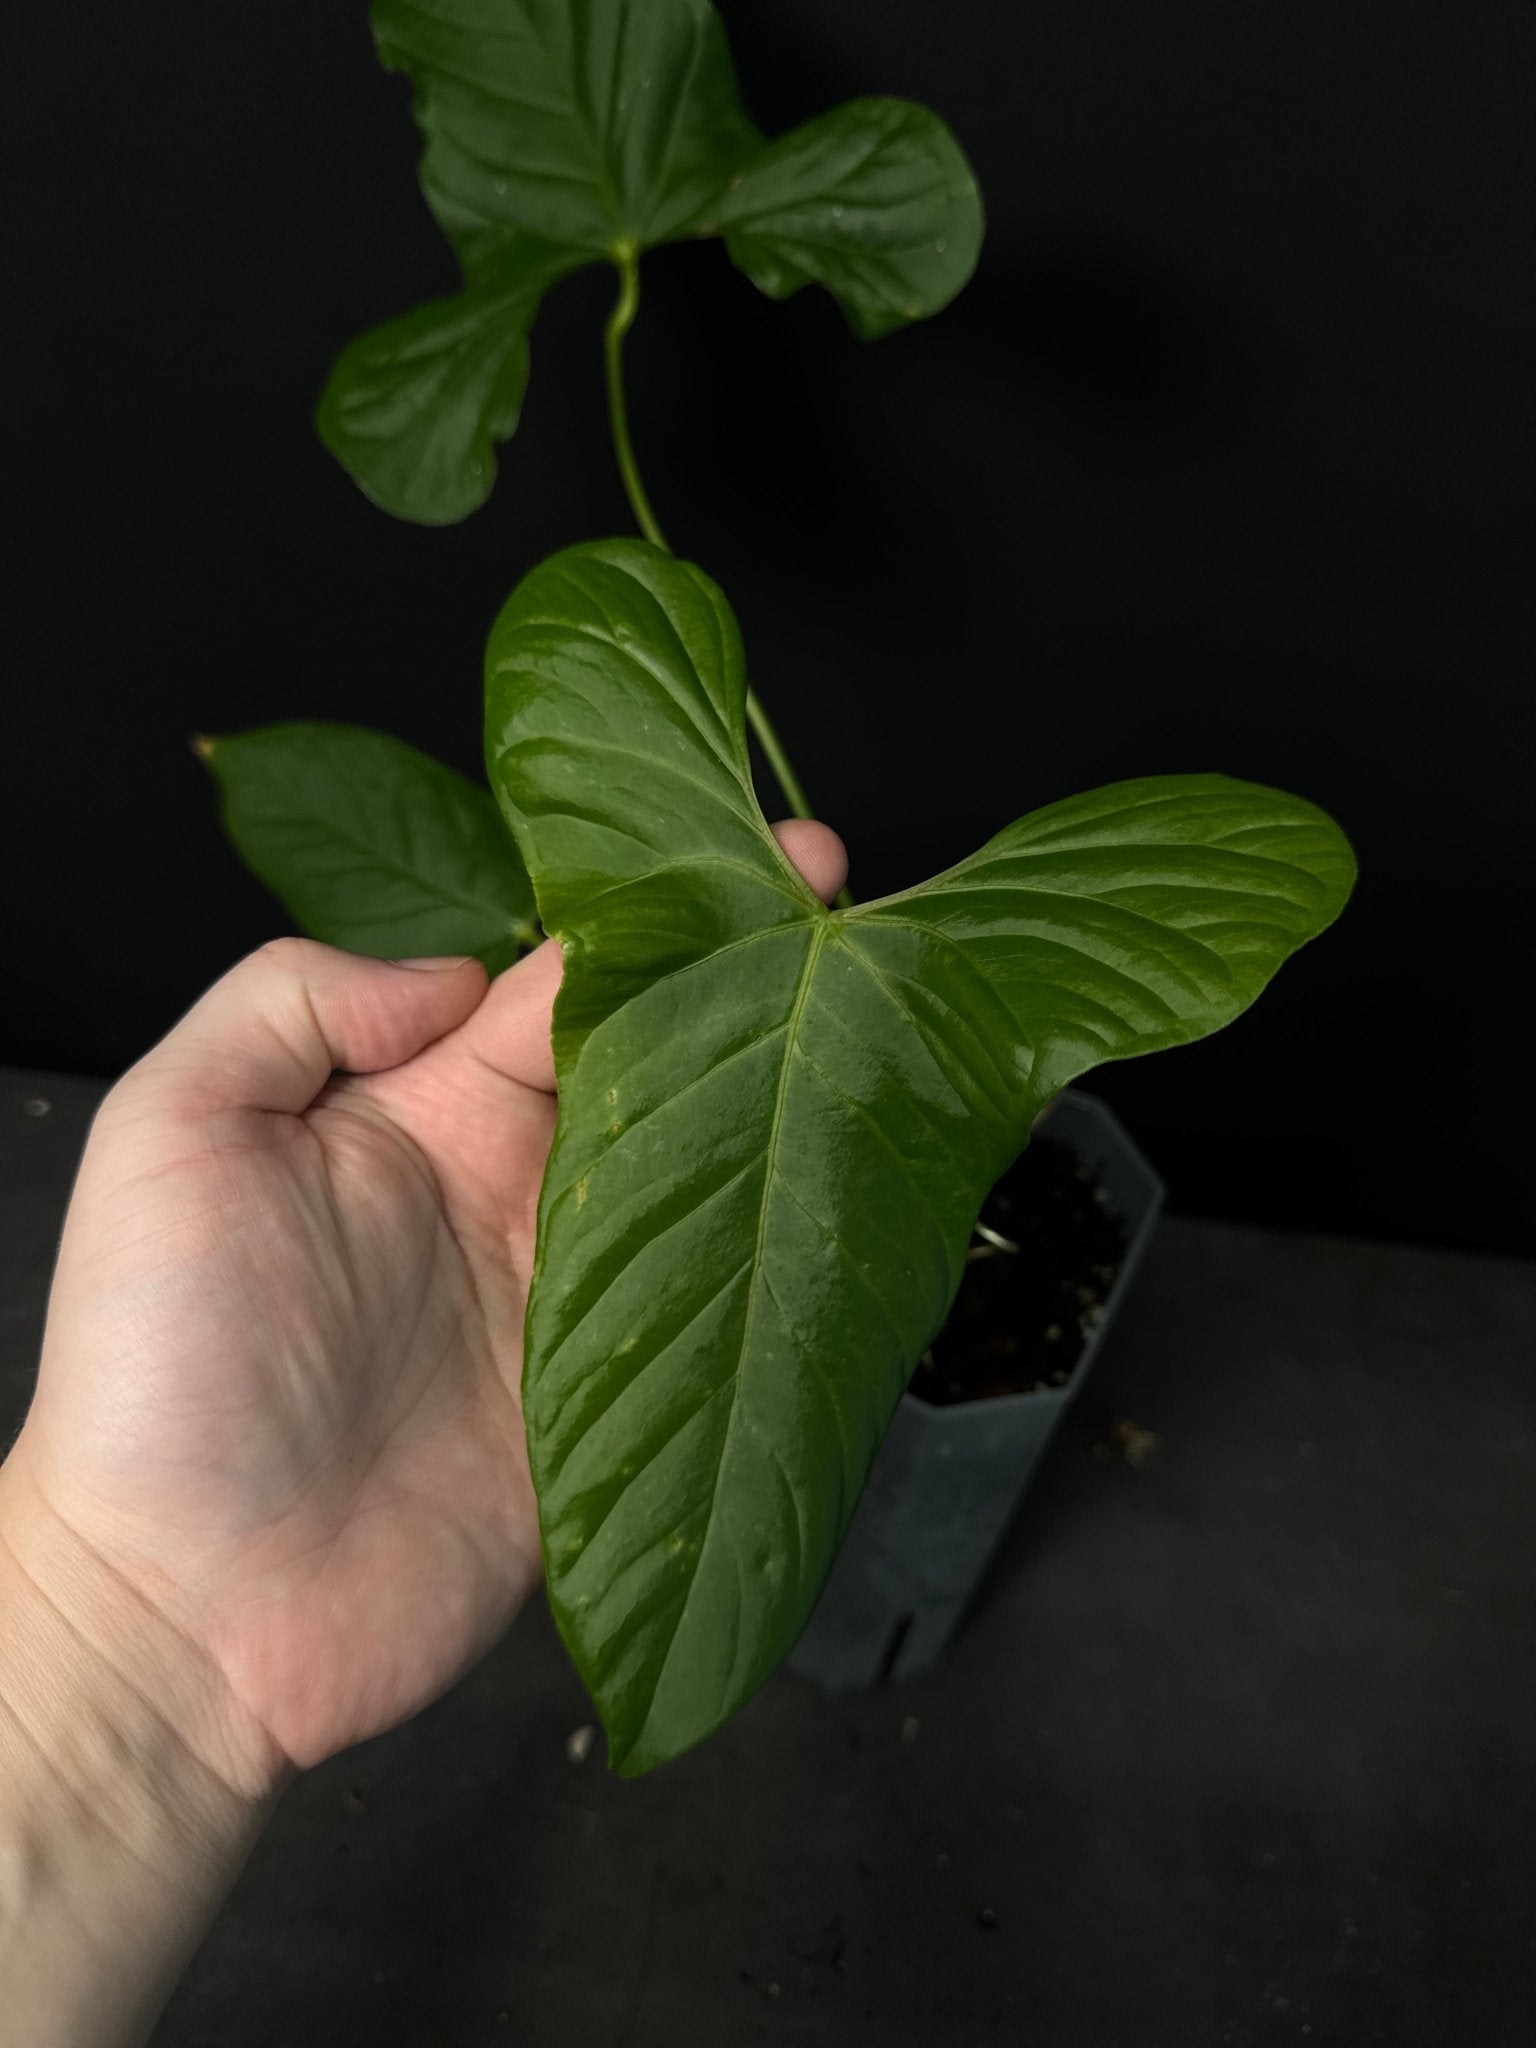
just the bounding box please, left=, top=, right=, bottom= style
left=0, top=819, right=847, bottom=2048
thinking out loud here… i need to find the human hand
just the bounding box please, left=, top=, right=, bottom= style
left=0, top=818, right=847, bottom=1800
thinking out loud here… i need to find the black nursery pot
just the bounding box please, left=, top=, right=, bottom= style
left=790, top=1091, right=1164, bottom=1692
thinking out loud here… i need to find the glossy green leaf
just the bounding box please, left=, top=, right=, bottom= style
left=712, top=98, right=983, bottom=339
left=316, top=244, right=580, bottom=524
left=484, top=540, right=1355, bottom=1774
left=373, top=0, right=761, bottom=263
left=321, top=0, right=985, bottom=520
left=202, top=722, right=539, bottom=972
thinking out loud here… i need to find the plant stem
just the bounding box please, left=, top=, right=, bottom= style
left=603, top=248, right=850, bottom=905
left=602, top=250, right=670, bottom=554
left=742, top=696, right=815, bottom=819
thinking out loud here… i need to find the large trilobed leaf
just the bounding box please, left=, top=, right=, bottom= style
left=321, top=0, right=984, bottom=521
left=710, top=98, right=983, bottom=340
left=201, top=722, right=539, bottom=973
left=483, top=540, right=1355, bottom=1775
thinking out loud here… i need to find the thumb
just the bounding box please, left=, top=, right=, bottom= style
left=115, top=938, right=489, bottom=1119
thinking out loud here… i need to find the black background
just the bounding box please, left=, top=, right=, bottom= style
left=3, top=0, right=1532, bottom=1252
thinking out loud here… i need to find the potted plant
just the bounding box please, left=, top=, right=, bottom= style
left=788, top=1088, right=1166, bottom=1692
left=198, top=0, right=1354, bottom=1776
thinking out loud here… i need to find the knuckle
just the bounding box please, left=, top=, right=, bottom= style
left=253, top=934, right=323, bottom=972
left=93, top=1065, right=145, bottom=1126
left=91, top=1058, right=176, bottom=1139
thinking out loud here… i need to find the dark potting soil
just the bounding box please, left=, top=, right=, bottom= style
left=908, top=1135, right=1130, bottom=1407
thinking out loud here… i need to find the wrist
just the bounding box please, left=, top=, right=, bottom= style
left=0, top=1450, right=283, bottom=2048
left=0, top=1446, right=288, bottom=1808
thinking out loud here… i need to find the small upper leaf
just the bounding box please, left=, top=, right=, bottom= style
left=321, top=0, right=985, bottom=520
left=317, top=244, right=581, bottom=524
left=373, top=0, right=761, bottom=263
left=203, top=722, right=538, bottom=972
left=484, top=540, right=1355, bottom=1775
left=713, top=98, right=983, bottom=339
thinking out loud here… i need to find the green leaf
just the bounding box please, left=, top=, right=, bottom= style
left=316, top=244, right=580, bottom=524
left=372, top=0, right=761, bottom=261
left=322, top=2, right=985, bottom=518
left=202, top=722, right=539, bottom=972
left=484, top=540, right=1355, bottom=1774
left=713, top=98, right=983, bottom=339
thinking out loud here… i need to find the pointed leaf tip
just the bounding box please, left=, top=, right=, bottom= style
left=207, top=721, right=538, bottom=974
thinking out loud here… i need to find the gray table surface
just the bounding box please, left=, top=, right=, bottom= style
left=4, top=1068, right=1534, bottom=2047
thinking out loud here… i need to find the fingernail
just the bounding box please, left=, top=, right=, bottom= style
left=390, top=955, right=475, bottom=972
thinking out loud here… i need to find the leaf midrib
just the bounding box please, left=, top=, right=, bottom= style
left=623, top=915, right=829, bottom=1755
left=266, top=803, right=530, bottom=938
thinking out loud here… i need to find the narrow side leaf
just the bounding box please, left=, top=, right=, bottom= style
left=485, top=540, right=1354, bottom=1775
left=715, top=98, right=983, bottom=338
left=203, top=722, right=538, bottom=972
